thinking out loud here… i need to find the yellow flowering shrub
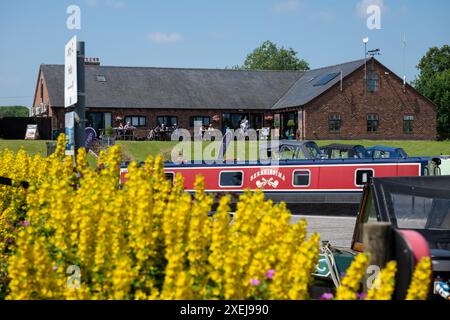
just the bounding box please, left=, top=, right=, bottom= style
left=405, top=257, right=432, bottom=300
left=334, top=253, right=369, bottom=300
left=0, top=135, right=436, bottom=300
left=0, top=134, right=321, bottom=300
left=366, top=261, right=397, bottom=300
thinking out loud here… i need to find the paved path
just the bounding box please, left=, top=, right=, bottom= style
left=290, top=215, right=356, bottom=247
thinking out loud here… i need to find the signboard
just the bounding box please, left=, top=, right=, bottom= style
left=65, top=111, right=75, bottom=156
left=85, top=127, right=97, bottom=152
left=24, top=124, right=38, bottom=140
left=64, top=36, right=77, bottom=108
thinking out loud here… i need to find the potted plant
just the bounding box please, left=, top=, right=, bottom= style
left=272, top=118, right=281, bottom=139
left=102, top=126, right=115, bottom=147
left=273, top=118, right=280, bottom=129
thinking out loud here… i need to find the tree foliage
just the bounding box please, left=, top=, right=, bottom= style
left=0, top=106, right=29, bottom=118
left=242, top=40, right=309, bottom=71
left=413, top=45, right=450, bottom=139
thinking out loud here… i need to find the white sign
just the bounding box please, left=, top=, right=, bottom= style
left=64, top=36, right=77, bottom=108
left=65, top=112, right=75, bottom=156
left=25, top=124, right=38, bottom=140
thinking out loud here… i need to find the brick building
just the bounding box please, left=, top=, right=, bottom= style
left=32, top=57, right=437, bottom=140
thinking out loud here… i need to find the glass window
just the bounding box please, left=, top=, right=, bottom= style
left=329, top=113, right=341, bottom=133
left=367, top=71, right=379, bottom=92
left=104, top=112, right=112, bottom=129
left=96, top=75, right=106, bottom=82
left=125, top=116, right=146, bottom=127
left=157, top=116, right=178, bottom=127
left=355, top=169, right=374, bottom=187
left=165, top=172, right=174, bottom=185
left=367, top=114, right=379, bottom=132
left=390, top=193, right=450, bottom=230
left=190, top=116, right=210, bottom=127
left=249, top=114, right=262, bottom=129
left=403, top=115, right=414, bottom=133
left=219, top=171, right=243, bottom=187
left=293, top=170, right=310, bottom=187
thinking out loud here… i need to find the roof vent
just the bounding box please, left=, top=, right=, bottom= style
left=85, top=57, right=100, bottom=65
left=96, top=75, right=106, bottom=82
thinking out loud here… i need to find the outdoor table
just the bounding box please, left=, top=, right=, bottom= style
left=113, top=127, right=136, bottom=140
left=154, top=130, right=173, bottom=141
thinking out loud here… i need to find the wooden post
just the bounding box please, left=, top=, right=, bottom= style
left=363, top=222, right=392, bottom=292
left=363, top=222, right=392, bottom=268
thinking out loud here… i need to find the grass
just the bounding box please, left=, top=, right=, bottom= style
left=0, top=140, right=99, bottom=166
left=0, top=139, right=49, bottom=157
left=1, top=139, right=449, bottom=163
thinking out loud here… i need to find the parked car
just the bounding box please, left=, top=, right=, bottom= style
left=366, top=145, right=408, bottom=158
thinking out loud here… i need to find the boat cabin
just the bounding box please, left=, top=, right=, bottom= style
left=366, top=145, right=408, bottom=159
left=319, top=143, right=369, bottom=159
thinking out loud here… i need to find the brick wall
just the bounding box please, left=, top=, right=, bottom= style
left=304, top=60, right=437, bottom=140
left=47, top=107, right=270, bottom=139
left=38, top=60, right=437, bottom=141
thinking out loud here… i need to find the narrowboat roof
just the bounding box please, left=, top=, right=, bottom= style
left=320, top=143, right=366, bottom=150
left=366, top=145, right=404, bottom=152
left=157, top=157, right=431, bottom=167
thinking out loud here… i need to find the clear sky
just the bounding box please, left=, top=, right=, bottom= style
left=0, top=0, right=449, bottom=107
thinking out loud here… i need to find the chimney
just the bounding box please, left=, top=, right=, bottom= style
left=84, top=57, right=100, bottom=65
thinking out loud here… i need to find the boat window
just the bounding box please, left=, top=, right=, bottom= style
left=305, top=142, right=321, bottom=159
left=219, top=171, right=243, bottom=187
left=355, top=169, right=374, bottom=187
left=293, top=170, right=310, bottom=187
left=355, top=191, right=378, bottom=244
left=281, top=147, right=295, bottom=160
left=165, top=172, right=174, bottom=184
left=390, top=193, right=450, bottom=230
left=355, top=146, right=369, bottom=158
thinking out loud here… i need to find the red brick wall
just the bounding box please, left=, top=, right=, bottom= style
left=304, top=60, right=437, bottom=140
left=47, top=107, right=269, bottom=139
left=38, top=60, right=437, bottom=141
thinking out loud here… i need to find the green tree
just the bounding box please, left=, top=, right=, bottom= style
left=0, top=106, right=30, bottom=117
left=413, top=45, right=450, bottom=139
left=242, top=40, right=309, bottom=71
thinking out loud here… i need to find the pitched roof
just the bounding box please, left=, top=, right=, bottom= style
left=40, top=58, right=366, bottom=110
left=41, top=65, right=304, bottom=110
left=272, top=59, right=366, bottom=109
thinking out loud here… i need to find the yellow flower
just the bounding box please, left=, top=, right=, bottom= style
left=335, top=253, right=369, bottom=300
left=366, top=261, right=397, bottom=300
left=406, top=257, right=432, bottom=300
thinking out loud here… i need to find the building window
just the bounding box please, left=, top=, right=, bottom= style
left=367, top=69, right=379, bottom=92
left=367, top=114, right=379, bottom=132
left=328, top=113, right=341, bottom=133
left=40, top=80, right=44, bottom=103
left=125, top=116, right=146, bottom=127
left=403, top=115, right=414, bottom=133
left=190, top=116, right=210, bottom=127
left=157, top=116, right=178, bottom=127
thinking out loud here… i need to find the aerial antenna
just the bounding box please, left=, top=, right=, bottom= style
left=367, top=48, right=381, bottom=57
left=402, top=33, right=407, bottom=92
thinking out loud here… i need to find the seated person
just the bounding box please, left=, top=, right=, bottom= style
left=123, top=121, right=135, bottom=139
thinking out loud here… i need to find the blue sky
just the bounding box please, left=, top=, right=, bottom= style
left=0, top=0, right=449, bottom=107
